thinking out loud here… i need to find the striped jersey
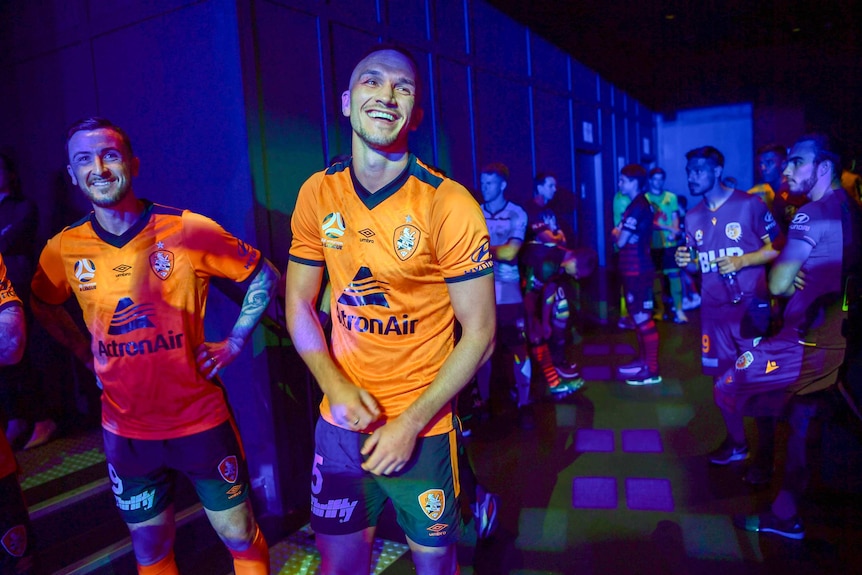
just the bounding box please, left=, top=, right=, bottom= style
left=289, top=155, right=493, bottom=437
left=30, top=202, right=261, bottom=440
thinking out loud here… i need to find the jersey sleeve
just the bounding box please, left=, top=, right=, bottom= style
left=787, top=203, right=822, bottom=248
left=620, top=199, right=645, bottom=233
left=749, top=194, right=779, bottom=242
left=181, top=211, right=261, bottom=282
left=288, top=172, right=326, bottom=267
left=431, top=180, right=493, bottom=282
left=30, top=233, right=73, bottom=305
left=512, top=204, right=528, bottom=242
left=0, top=254, right=23, bottom=312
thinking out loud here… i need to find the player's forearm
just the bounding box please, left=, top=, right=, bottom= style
left=30, top=296, right=93, bottom=367
left=396, top=324, right=495, bottom=435
left=285, top=290, right=353, bottom=398
left=740, top=242, right=779, bottom=270
left=226, top=259, right=279, bottom=349
left=0, top=305, right=26, bottom=366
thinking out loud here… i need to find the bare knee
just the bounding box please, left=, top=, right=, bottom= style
left=406, top=538, right=457, bottom=575
left=128, top=508, right=176, bottom=565
left=207, top=500, right=256, bottom=550
left=317, top=529, right=374, bottom=575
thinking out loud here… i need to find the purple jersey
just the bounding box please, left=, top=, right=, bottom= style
left=684, top=190, right=777, bottom=312
left=779, top=190, right=846, bottom=349
left=618, top=193, right=654, bottom=276
left=483, top=200, right=527, bottom=304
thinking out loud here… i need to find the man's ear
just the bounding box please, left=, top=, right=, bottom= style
left=500, top=179, right=507, bottom=193
left=341, top=90, right=351, bottom=117
left=409, top=106, right=424, bottom=131
left=66, top=165, right=77, bottom=186
left=131, top=156, right=140, bottom=178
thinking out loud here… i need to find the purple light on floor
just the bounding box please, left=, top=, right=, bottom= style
left=572, top=477, right=618, bottom=509
left=621, top=429, right=663, bottom=453
left=583, top=343, right=611, bottom=355
left=582, top=365, right=612, bottom=381
left=614, top=343, right=636, bottom=355
left=625, top=478, right=675, bottom=511
left=575, top=429, right=615, bottom=452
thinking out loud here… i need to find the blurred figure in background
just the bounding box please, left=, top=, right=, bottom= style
left=0, top=152, right=57, bottom=450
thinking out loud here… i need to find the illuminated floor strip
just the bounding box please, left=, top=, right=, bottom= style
left=270, top=525, right=408, bottom=574
left=17, top=429, right=105, bottom=490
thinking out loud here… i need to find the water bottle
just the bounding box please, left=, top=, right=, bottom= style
left=723, top=272, right=744, bottom=304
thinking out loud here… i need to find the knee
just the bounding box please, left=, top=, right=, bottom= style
left=409, top=543, right=457, bottom=572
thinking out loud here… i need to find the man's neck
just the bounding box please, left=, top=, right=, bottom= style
left=704, top=184, right=734, bottom=210
left=808, top=179, right=833, bottom=203
left=351, top=138, right=410, bottom=193
left=93, top=194, right=145, bottom=236
left=532, top=194, right=548, bottom=207
left=484, top=196, right=508, bottom=213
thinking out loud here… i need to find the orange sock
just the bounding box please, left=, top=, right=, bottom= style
left=230, top=526, right=270, bottom=575
left=137, top=550, right=179, bottom=575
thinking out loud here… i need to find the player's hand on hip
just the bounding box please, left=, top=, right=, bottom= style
left=195, top=339, right=241, bottom=380
left=360, top=418, right=417, bottom=476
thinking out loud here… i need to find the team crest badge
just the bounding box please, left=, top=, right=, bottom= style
left=1, top=524, right=27, bottom=557
left=418, top=489, right=446, bottom=521
left=218, top=455, right=239, bottom=483
left=725, top=222, right=742, bottom=242
left=695, top=229, right=703, bottom=243
left=735, top=351, right=754, bottom=370
left=149, top=250, right=174, bottom=280
left=394, top=224, right=420, bottom=261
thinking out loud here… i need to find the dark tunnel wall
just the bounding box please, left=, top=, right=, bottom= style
left=0, top=0, right=656, bottom=533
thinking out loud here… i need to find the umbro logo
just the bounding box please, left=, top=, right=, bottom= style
left=108, top=298, right=156, bottom=335
left=337, top=267, right=390, bottom=308
left=113, top=264, right=132, bottom=278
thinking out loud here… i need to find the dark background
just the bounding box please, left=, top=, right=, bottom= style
left=488, top=0, right=862, bottom=158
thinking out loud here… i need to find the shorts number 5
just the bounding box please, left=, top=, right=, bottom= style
left=311, top=453, right=324, bottom=495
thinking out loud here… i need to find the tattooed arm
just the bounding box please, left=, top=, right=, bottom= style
left=0, top=304, right=26, bottom=366
left=195, top=258, right=280, bottom=379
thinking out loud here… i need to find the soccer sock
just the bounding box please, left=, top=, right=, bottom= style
left=771, top=490, right=798, bottom=520
left=534, top=342, right=561, bottom=388
left=513, top=353, right=532, bottom=406
left=230, top=526, right=270, bottom=575
left=668, top=271, right=683, bottom=312
left=137, top=551, right=179, bottom=575
left=636, top=318, right=660, bottom=372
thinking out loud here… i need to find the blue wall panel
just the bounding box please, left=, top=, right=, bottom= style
left=474, top=70, right=532, bottom=203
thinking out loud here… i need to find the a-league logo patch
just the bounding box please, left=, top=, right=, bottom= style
left=735, top=351, right=754, bottom=370
left=418, top=489, right=445, bottom=521
left=149, top=250, right=174, bottom=280
left=218, top=455, right=239, bottom=483
left=394, top=225, right=420, bottom=261
left=1, top=524, right=27, bottom=557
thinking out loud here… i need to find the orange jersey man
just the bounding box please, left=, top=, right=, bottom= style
left=32, top=204, right=260, bottom=439
left=30, top=117, right=277, bottom=575
left=285, top=47, right=495, bottom=574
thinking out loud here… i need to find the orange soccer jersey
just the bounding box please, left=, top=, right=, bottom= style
left=289, top=155, right=493, bottom=437
left=30, top=202, right=261, bottom=440
left=1, top=254, right=23, bottom=477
